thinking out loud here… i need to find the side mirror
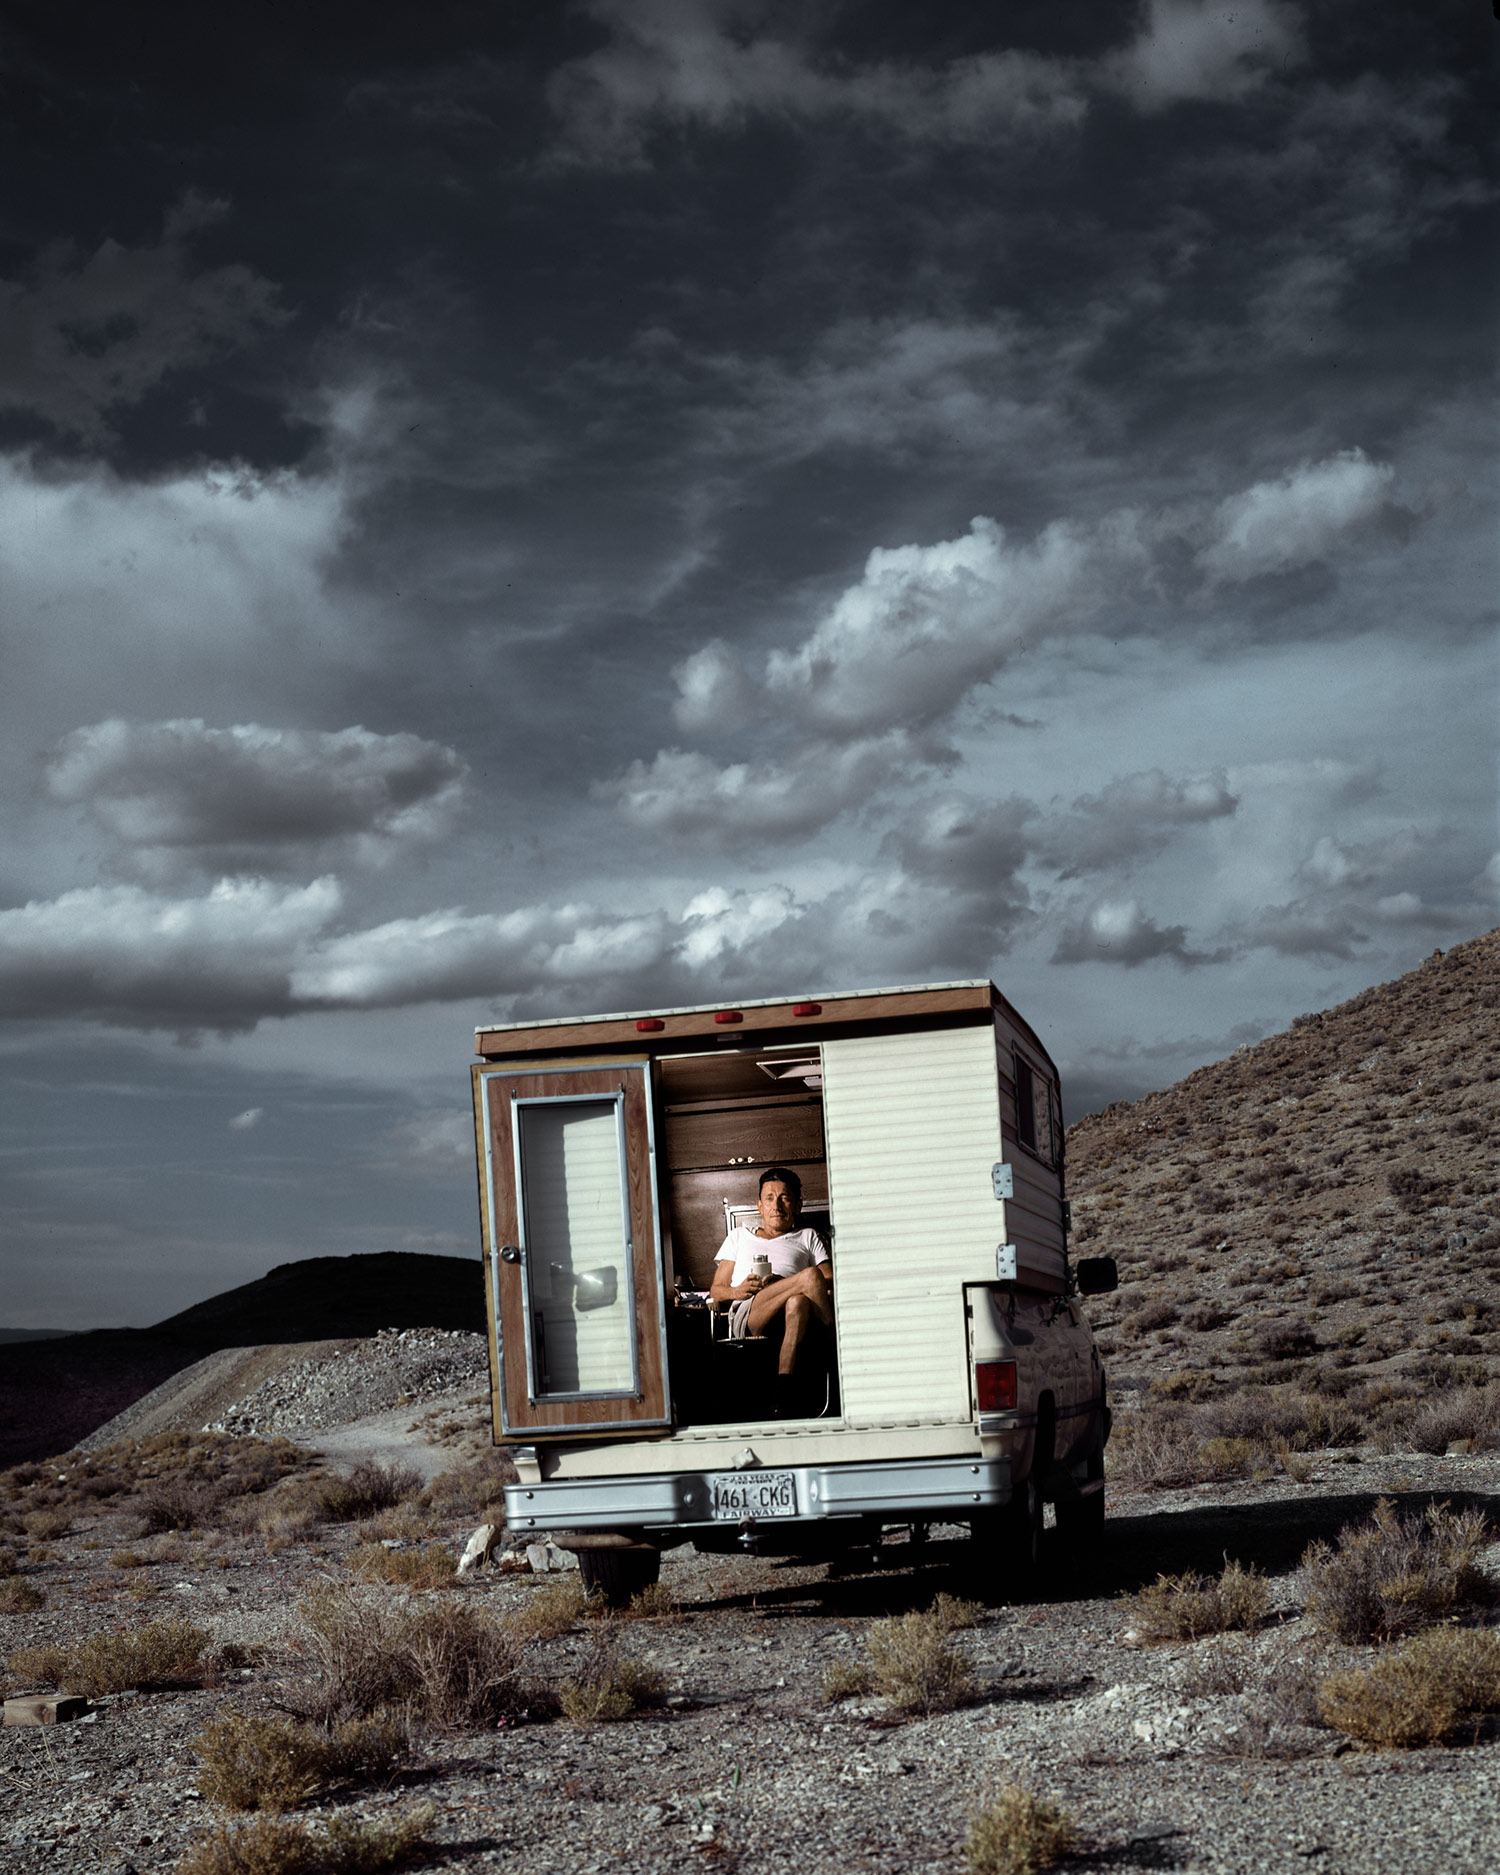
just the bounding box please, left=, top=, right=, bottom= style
left=1075, top=1255, right=1118, bottom=1296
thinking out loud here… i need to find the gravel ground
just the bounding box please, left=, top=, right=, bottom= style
left=204, top=1329, right=491, bottom=1437
left=5, top=1382, right=1500, bottom=1874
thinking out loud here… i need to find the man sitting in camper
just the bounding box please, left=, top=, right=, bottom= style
left=709, top=1166, right=833, bottom=1386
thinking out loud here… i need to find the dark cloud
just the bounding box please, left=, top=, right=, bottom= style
left=1034, top=768, right=1238, bottom=876
left=543, top=0, right=1087, bottom=170
left=1051, top=899, right=1228, bottom=968
left=0, top=196, right=285, bottom=442
left=46, top=720, right=467, bottom=877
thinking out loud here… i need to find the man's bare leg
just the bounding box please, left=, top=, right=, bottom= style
left=777, top=1294, right=811, bottom=1376
left=745, top=1268, right=832, bottom=1374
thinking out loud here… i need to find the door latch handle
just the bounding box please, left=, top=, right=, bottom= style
left=499, top=1245, right=522, bottom=1264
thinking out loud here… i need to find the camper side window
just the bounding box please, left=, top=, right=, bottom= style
left=1013, top=1049, right=1058, bottom=1167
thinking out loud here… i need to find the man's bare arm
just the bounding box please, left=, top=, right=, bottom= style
left=710, top=1259, right=764, bottom=1303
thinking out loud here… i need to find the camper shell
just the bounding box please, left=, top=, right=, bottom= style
left=470, top=980, right=1115, bottom=1599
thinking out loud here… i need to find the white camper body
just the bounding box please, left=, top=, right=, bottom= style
left=470, top=981, right=1115, bottom=1599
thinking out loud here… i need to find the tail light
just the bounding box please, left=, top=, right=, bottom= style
left=975, top=1360, right=1017, bottom=1412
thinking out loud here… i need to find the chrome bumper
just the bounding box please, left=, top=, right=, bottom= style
left=504, top=1454, right=1012, bottom=1534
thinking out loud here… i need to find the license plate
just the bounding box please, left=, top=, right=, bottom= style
left=708, top=1469, right=797, bottom=1520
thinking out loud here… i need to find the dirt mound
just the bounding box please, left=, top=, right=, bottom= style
left=0, top=1252, right=486, bottom=1467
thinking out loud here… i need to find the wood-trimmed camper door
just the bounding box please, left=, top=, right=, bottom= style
left=479, top=1064, right=670, bottom=1437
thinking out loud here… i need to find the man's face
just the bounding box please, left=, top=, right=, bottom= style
left=757, top=1179, right=799, bottom=1235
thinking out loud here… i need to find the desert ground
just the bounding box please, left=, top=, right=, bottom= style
left=3, top=1351, right=1500, bottom=1875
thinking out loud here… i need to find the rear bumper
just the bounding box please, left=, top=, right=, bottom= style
left=504, top=1453, right=1013, bottom=1537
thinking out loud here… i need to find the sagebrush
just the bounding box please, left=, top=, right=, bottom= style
left=174, top=1803, right=433, bottom=1875
left=294, top=1586, right=531, bottom=1732
left=865, top=1605, right=976, bottom=1715
left=1128, top=1561, right=1269, bottom=1641
left=964, top=1783, right=1076, bottom=1875
left=1302, top=1499, right=1491, bottom=1642
left=345, top=1542, right=455, bottom=1589
left=1318, top=1626, right=1500, bottom=1748
left=557, top=1629, right=666, bottom=1723
left=9, top=1618, right=208, bottom=1696
left=315, top=1462, right=424, bottom=1524
left=195, top=1713, right=402, bottom=1813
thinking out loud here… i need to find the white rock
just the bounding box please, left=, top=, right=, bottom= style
left=458, top=1523, right=502, bottom=1574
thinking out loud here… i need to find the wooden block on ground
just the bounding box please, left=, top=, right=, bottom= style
left=4, top=1694, right=88, bottom=1726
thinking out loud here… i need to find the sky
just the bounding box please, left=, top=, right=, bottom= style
left=0, top=0, right=1495, bottom=1330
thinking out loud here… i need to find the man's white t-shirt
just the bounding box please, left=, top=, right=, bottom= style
left=715, top=1225, right=829, bottom=1288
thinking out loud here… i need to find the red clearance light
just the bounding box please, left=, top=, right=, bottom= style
left=635, top=1018, right=664, bottom=1032
left=713, top=1010, right=743, bottom=1024
left=975, top=1360, right=1017, bottom=1413
left=792, top=1002, right=822, bottom=1017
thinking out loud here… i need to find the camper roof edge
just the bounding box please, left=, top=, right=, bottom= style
left=474, top=979, right=1055, bottom=1072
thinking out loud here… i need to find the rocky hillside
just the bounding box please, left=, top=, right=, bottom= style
left=1066, top=927, right=1500, bottom=1401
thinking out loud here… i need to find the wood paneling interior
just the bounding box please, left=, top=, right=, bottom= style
left=664, top=1098, right=824, bottom=1172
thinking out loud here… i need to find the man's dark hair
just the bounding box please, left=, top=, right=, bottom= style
left=758, top=1165, right=802, bottom=1203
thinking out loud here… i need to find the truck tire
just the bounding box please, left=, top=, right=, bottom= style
left=999, top=1469, right=1043, bottom=1586
left=1055, top=1450, right=1105, bottom=1546
left=576, top=1547, right=661, bottom=1608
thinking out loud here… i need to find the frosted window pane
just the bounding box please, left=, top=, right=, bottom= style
left=519, top=1100, right=633, bottom=1396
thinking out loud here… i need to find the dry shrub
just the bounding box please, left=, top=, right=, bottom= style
left=1197, top=1437, right=1255, bottom=1479
left=316, top=1463, right=424, bottom=1524
left=1302, top=1499, right=1491, bottom=1643
left=293, top=1586, right=531, bottom=1732
left=865, top=1606, right=976, bottom=1715
left=503, top=1578, right=590, bottom=1641
left=174, top=1803, right=433, bottom=1875
left=346, top=1543, right=455, bottom=1589
left=195, top=1714, right=402, bottom=1813
left=291, top=1587, right=415, bottom=1727
left=1123, top=1298, right=1179, bottom=1338
left=822, top=1658, right=874, bottom=1703
left=964, top=1783, right=1075, bottom=1875
left=1180, top=1635, right=1252, bottom=1696
left=0, top=1576, right=44, bottom=1612
left=422, top=1450, right=516, bottom=1523
left=140, top=1477, right=222, bottom=1534
left=8, top=1640, right=69, bottom=1685
left=557, top=1629, right=666, bottom=1723
left=401, top=1601, right=533, bottom=1732
left=51, top=1433, right=312, bottom=1524
left=1128, top=1561, right=1269, bottom=1641
left=1107, top=1400, right=1205, bottom=1490
left=251, top=1478, right=327, bottom=1548
left=110, top=1549, right=145, bottom=1569
left=1407, top=1386, right=1500, bottom=1455
left=362, top=1506, right=436, bottom=1546
left=22, top=1510, right=70, bottom=1540
left=929, top=1592, right=983, bottom=1631
left=1318, top=1627, right=1500, bottom=1748
left=9, top=1618, right=209, bottom=1696
left=626, top=1580, right=681, bottom=1620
